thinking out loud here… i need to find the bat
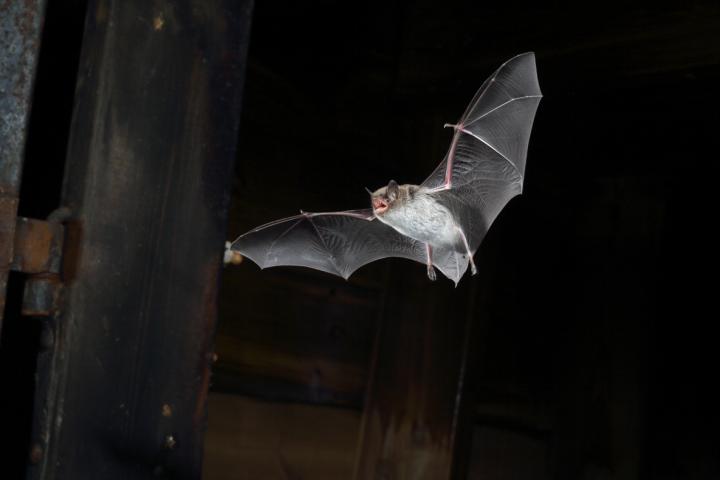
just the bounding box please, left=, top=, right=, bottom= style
left=230, top=52, right=542, bottom=285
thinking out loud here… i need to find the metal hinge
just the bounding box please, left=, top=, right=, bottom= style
left=9, top=209, right=68, bottom=317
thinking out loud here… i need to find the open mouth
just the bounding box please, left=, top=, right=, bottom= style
left=372, top=198, right=389, bottom=214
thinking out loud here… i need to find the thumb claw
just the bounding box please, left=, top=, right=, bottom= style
left=224, top=241, right=244, bottom=266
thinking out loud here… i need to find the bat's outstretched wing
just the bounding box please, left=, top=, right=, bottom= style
left=232, top=209, right=470, bottom=282
left=231, top=209, right=425, bottom=280
left=231, top=53, right=539, bottom=283
left=423, top=52, right=542, bottom=254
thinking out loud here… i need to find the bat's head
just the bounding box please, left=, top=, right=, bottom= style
left=370, top=180, right=400, bottom=216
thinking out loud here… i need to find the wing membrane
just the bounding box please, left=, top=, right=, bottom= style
left=422, top=52, right=542, bottom=252
left=231, top=209, right=426, bottom=279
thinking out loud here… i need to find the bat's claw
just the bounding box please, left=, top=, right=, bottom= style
left=427, top=265, right=437, bottom=281
left=224, top=241, right=244, bottom=266
left=470, top=262, right=477, bottom=276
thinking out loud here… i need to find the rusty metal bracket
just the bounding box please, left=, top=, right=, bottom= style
left=11, top=217, right=64, bottom=275
left=9, top=216, right=65, bottom=317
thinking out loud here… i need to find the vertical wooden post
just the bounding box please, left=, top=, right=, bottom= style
left=354, top=273, right=476, bottom=480
left=27, top=1, right=252, bottom=478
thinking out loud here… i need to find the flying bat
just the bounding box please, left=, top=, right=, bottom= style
left=230, top=52, right=542, bottom=285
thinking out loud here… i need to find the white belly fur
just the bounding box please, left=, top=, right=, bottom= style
left=378, top=191, right=461, bottom=250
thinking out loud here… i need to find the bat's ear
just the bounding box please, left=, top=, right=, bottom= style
left=387, top=180, right=399, bottom=201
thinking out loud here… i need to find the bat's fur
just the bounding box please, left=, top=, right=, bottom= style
left=372, top=182, right=463, bottom=253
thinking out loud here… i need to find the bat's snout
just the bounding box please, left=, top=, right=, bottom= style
left=372, top=197, right=389, bottom=214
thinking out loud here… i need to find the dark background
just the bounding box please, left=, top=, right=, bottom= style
left=222, top=0, right=720, bottom=477
left=2, top=0, right=719, bottom=478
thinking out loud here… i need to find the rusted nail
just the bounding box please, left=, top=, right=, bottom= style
left=161, top=404, right=172, bottom=418
left=152, top=13, right=165, bottom=31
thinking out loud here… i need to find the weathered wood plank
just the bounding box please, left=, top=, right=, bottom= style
left=353, top=269, right=476, bottom=480
left=215, top=269, right=384, bottom=407
left=204, top=393, right=361, bottom=480
left=395, top=3, right=720, bottom=95
left=27, top=1, right=252, bottom=478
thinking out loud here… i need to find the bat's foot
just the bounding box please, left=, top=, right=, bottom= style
left=457, top=229, right=477, bottom=276
left=427, top=265, right=437, bottom=281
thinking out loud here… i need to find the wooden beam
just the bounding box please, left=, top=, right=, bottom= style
left=215, top=269, right=384, bottom=407
left=394, top=4, right=720, bottom=96
left=353, top=269, right=477, bottom=480
left=26, top=1, right=252, bottom=478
